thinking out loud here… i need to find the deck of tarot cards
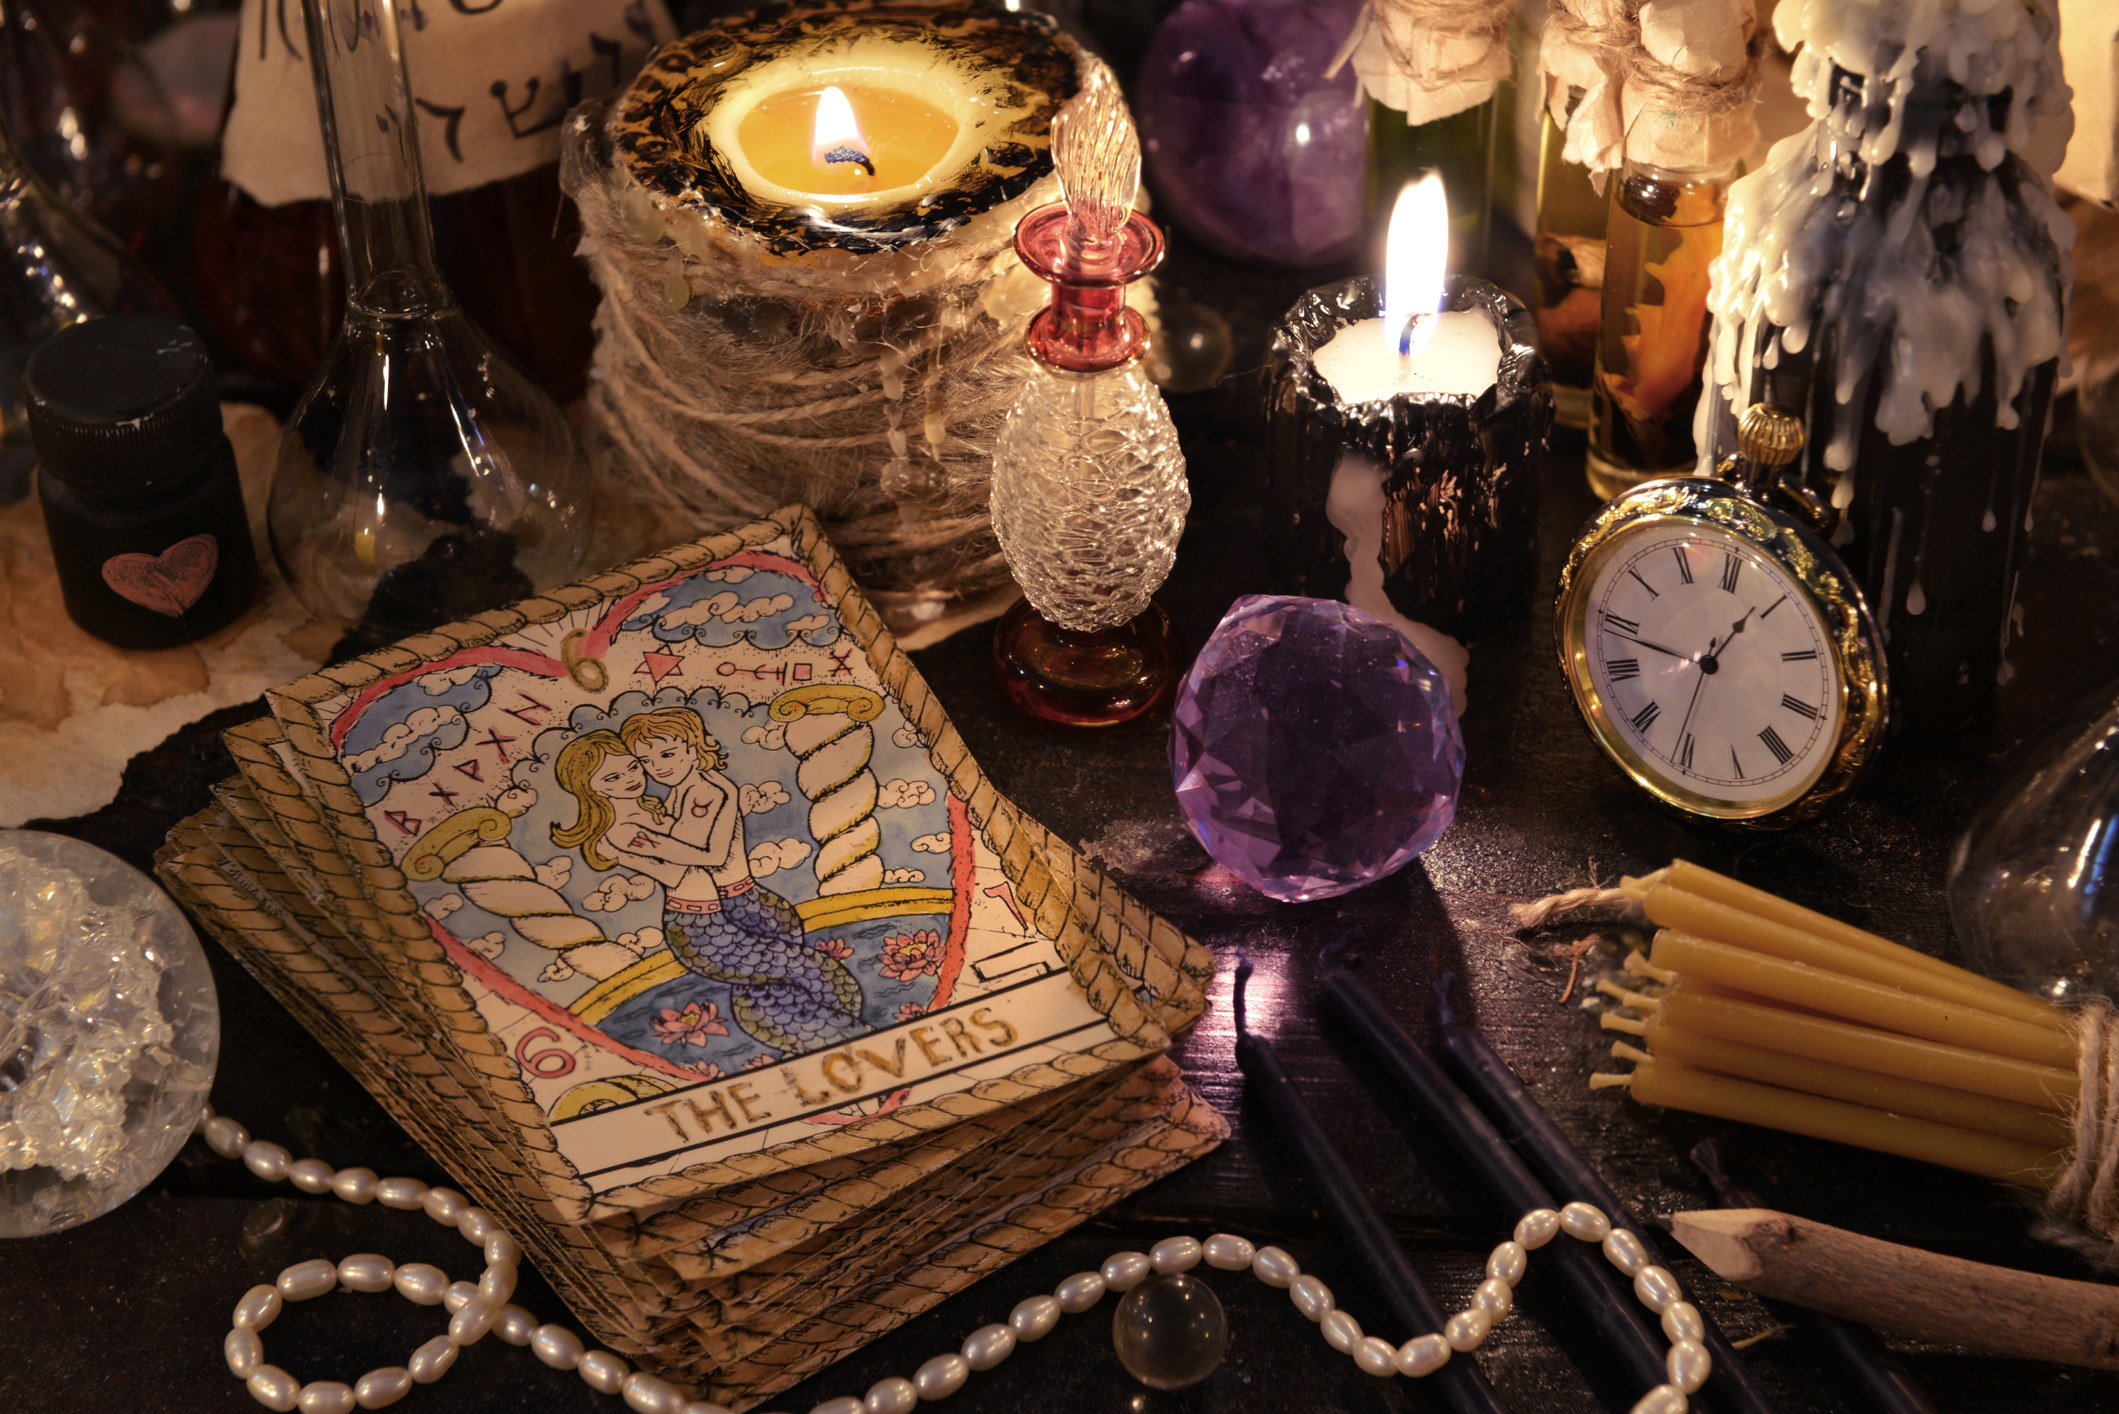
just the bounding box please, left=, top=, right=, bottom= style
left=156, top=505, right=1225, bottom=1408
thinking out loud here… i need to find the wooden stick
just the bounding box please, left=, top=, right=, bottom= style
left=1669, top=1208, right=2119, bottom=1371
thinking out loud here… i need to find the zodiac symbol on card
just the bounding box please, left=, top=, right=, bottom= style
left=718, top=661, right=791, bottom=684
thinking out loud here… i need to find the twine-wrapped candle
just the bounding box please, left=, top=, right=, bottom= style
left=562, top=0, right=1088, bottom=643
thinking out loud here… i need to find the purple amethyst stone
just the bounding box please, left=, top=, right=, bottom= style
left=1137, top=0, right=1368, bottom=268
left=1170, top=595, right=1464, bottom=902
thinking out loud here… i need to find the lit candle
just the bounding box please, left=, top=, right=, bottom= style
left=1265, top=176, right=1553, bottom=712
left=1647, top=931, right=2079, bottom=1069
left=1591, top=1057, right=2059, bottom=1184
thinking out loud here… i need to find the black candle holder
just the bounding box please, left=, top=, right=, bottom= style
left=1265, top=274, right=1552, bottom=645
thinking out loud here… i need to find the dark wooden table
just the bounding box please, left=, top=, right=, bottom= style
left=6, top=222, right=2118, bottom=1414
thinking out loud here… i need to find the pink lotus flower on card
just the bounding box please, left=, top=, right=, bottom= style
left=653, top=1001, right=729, bottom=1047
left=881, top=928, right=943, bottom=982
left=817, top=936, right=853, bottom=960
left=896, top=1002, right=927, bottom=1022
left=744, top=1053, right=778, bottom=1070
left=683, top=1061, right=725, bottom=1081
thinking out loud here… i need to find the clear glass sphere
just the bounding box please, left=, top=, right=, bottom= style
left=1111, top=1271, right=1230, bottom=1391
left=0, top=830, right=219, bottom=1238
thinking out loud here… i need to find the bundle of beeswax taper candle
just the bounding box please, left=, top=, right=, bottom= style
left=1567, top=861, right=2081, bottom=1194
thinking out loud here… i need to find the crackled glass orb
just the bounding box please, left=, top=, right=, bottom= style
left=1171, top=595, right=1465, bottom=902
left=1113, top=1272, right=1229, bottom=1390
left=988, top=361, right=1190, bottom=632
left=0, top=830, right=219, bottom=1238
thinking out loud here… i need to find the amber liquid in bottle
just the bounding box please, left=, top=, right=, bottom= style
left=1531, top=112, right=1607, bottom=430
left=1586, top=160, right=1730, bottom=500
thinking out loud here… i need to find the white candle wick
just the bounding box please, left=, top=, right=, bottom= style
left=812, top=85, right=875, bottom=179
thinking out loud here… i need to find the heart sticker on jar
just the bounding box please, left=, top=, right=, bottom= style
left=101, top=533, right=220, bottom=617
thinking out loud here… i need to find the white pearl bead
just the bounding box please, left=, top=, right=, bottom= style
left=1321, top=1308, right=1362, bottom=1353
left=1396, top=1333, right=1451, bottom=1377
left=961, top=1323, right=1015, bottom=1371
left=495, top=1304, right=538, bottom=1346
left=532, top=1324, right=585, bottom=1370
left=1251, top=1245, right=1300, bottom=1288
left=1150, top=1235, right=1202, bottom=1273
left=407, top=1335, right=457, bottom=1384
left=375, top=1177, right=428, bottom=1210
left=234, top=1284, right=283, bottom=1331
left=458, top=1207, right=498, bottom=1244
left=443, top=1280, right=480, bottom=1314
left=1603, top=1229, right=1649, bottom=1277
left=352, top=1366, right=411, bottom=1409
left=1472, top=1276, right=1513, bottom=1318
left=1054, top=1271, right=1106, bottom=1312
left=1559, top=1202, right=1611, bottom=1242
left=1487, top=1240, right=1527, bottom=1287
left=808, top=1399, right=863, bottom=1414
left=422, top=1186, right=470, bottom=1225
left=337, top=1254, right=395, bottom=1295
left=204, top=1115, right=250, bottom=1158
left=225, top=1327, right=263, bottom=1377
left=1513, top=1209, right=1561, bottom=1249
left=1629, top=1383, right=1689, bottom=1414
left=1667, top=1338, right=1712, bottom=1393
left=449, top=1298, right=499, bottom=1345
left=1203, top=1233, right=1255, bottom=1271
left=1354, top=1334, right=1399, bottom=1376
left=623, top=1371, right=685, bottom=1413
left=479, top=1262, right=518, bottom=1305
left=1290, top=1274, right=1334, bottom=1321
left=288, top=1159, right=336, bottom=1194
left=579, top=1350, right=630, bottom=1395
left=1008, top=1295, right=1061, bottom=1341
left=1634, top=1266, right=1682, bottom=1313
left=248, top=1365, right=300, bottom=1412
left=331, top=1167, right=378, bottom=1205
left=278, top=1258, right=338, bottom=1302
left=1100, top=1251, right=1151, bottom=1292
left=245, top=1141, right=292, bottom=1182
left=485, top=1231, right=522, bottom=1268
left=913, top=1352, right=969, bottom=1400
left=298, top=1381, right=356, bottom=1414
left=392, top=1264, right=447, bottom=1306
left=864, top=1375, right=918, bottom=1414
left=1444, top=1309, right=1491, bottom=1352
left=1661, top=1301, right=1705, bottom=1344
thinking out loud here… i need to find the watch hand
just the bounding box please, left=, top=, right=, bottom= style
left=1608, top=630, right=1697, bottom=662
left=1722, top=606, right=1756, bottom=645
left=1675, top=653, right=1713, bottom=745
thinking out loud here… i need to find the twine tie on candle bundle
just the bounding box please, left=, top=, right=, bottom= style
left=2048, top=999, right=2119, bottom=1241
left=1509, top=882, right=1648, bottom=931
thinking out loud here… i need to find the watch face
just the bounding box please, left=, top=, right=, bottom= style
left=1569, top=518, right=1844, bottom=816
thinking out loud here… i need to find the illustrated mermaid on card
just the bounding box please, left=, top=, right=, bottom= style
left=551, top=707, right=866, bottom=1058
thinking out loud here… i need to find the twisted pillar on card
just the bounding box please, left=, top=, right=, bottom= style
left=772, top=685, right=886, bottom=897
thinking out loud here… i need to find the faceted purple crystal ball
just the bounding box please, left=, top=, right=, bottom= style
left=1137, top=0, right=1368, bottom=268
left=1170, top=595, right=1465, bottom=902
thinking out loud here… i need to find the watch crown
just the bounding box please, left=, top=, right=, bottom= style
left=1737, top=404, right=1804, bottom=468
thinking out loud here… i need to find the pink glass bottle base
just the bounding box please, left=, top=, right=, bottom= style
left=993, top=597, right=1179, bottom=727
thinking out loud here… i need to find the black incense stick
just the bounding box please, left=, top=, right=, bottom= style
left=1232, top=960, right=1513, bottom=1414
left=1432, top=972, right=1781, bottom=1414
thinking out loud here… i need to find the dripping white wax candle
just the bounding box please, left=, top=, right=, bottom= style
left=1314, top=175, right=1501, bottom=712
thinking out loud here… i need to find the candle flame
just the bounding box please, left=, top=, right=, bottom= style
left=811, top=85, right=874, bottom=179
left=1382, top=173, right=1449, bottom=359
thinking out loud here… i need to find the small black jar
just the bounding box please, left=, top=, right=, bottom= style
left=26, top=316, right=258, bottom=648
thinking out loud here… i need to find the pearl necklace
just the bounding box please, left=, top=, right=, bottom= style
left=199, top=1107, right=1711, bottom=1414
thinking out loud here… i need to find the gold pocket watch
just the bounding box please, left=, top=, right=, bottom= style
left=1555, top=405, right=1887, bottom=827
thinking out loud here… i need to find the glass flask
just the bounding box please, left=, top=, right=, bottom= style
left=1531, top=109, right=1606, bottom=430
left=0, top=106, right=175, bottom=504
left=1587, top=150, right=1732, bottom=500
left=267, top=0, right=593, bottom=644
left=989, top=67, right=1189, bottom=726
left=1367, top=95, right=1496, bottom=276
left=1950, top=682, right=2119, bottom=1005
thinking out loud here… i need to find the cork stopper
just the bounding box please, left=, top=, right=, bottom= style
left=1737, top=403, right=1804, bottom=468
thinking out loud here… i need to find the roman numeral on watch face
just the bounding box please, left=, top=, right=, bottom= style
left=1720, top=554, right=1741, bottom=594
left=1608, top=657, right=1641, bottom=682
left=1631, top=700, right=1661, bottom=734
left=1758, top=724, right=1793, bottom=765
left=1781, top=694, right=1820, bottom=721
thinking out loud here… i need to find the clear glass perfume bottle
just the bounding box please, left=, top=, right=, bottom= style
left=267, top=0, right=593, bottom=644
left=0, top=106, right=175, bottom=504
left=989, top=67, right=1189, bottom=726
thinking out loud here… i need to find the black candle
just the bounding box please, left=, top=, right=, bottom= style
left=1690, top=1140, right=1938, bottom=1414
left=1313, top=956, right=1683, bottom=1405
left=1433, top=974, right=1781, bottom=1414
left=1232, top=961, right=1511, bottom=1414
